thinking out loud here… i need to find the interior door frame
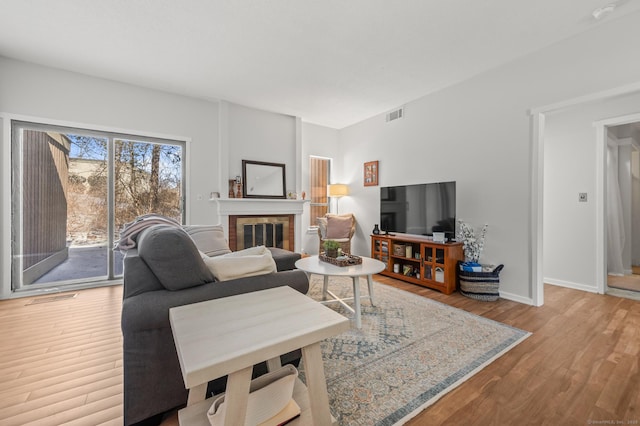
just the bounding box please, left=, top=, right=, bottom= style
left=530, top=82, right=640, bottom=305
left=594, top=112, right=640, bottom=293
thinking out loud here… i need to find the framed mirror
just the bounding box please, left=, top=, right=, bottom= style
left=242, top=160, right=286, bottom=199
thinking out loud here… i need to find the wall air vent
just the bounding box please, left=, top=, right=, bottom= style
left=386, top=107, right=404, bottom=122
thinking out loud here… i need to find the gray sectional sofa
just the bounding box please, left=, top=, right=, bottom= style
left=121, top=224, right=309, bottom=425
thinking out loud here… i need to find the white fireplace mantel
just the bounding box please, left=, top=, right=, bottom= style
left=213, top=198, right=306, bottom=216
left=212, top=198, right=308, bottom=251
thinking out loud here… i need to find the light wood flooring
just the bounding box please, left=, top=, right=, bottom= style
left=1, top=280, right=639, bottom=425
left=608, top=267, right=640, bottom=292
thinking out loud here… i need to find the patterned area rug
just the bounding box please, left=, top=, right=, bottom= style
left=300, top=276, right=530, bottom=425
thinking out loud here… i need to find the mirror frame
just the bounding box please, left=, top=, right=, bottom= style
left=242, top=160, right=286, bottom=199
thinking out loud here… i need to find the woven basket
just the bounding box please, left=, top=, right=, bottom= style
left=458, top=263, right=504, bottom=302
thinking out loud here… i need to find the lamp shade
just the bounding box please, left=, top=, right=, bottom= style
left=328, top=184, right=349, bottom=197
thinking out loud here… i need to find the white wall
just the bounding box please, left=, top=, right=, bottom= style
left=226, top=102, right=297, bottom=194
left=0, top=57, right=301, bottom=298
left=338, top=11, right=640, bottom=303
left=300, top=122, right=340, bottom=254
left=544, top=93, right=640, bottom=291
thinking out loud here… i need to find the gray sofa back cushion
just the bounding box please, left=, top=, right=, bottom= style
left=137, top=225, right=214, bottom=290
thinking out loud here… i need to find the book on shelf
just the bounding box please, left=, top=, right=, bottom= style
left=265, top=399, right=301, bottom=426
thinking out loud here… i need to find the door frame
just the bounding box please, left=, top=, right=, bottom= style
left=1, top=112, right=191, bottom=299
left=530, top=82, right=640, bottom=304
left=594, top=112, right=640, bottom=293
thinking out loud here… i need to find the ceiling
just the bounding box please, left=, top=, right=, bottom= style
left=1, top=1, right=639, bottom=129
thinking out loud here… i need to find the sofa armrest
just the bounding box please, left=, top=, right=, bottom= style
left=267, top=247, right=301, bottom=271
left=121, top=269, right=309, bottom=333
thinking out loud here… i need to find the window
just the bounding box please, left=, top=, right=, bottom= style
left=11, top=121, right=185, bottom=291
left=309, top=156, right=330, bottom=226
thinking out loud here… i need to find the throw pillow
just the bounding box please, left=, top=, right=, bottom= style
left=316, top=217, right=328, bottom=239
left=325, top=214, right=353, bottom=239
left=202, top=245, right=277, bottom=281
left=183, top=224, right=232, bottom=257
left=138, top=225, right=214, bottom=290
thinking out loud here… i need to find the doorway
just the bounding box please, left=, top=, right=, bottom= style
left=606, top=122, right=640, bottom=292
left=534, top=83, right=640, bottom=305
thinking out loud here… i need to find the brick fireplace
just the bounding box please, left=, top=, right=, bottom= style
left=212, top=199, right=306, bottom=252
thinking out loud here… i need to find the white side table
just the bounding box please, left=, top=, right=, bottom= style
left=295, top=255, right=385, bottom=328
left=169, top=286, right=349, bottom=426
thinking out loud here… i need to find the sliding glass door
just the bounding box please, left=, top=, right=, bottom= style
left=11, top=121, right=185, bottom=291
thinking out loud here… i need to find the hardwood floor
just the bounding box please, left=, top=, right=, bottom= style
left=1, top=279, right=639, bottom=425
left=609, top=271, right=640, bottom=292
left=0, top=285, right=123, bottom=426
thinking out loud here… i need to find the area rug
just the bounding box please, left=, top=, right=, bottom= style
left=299, top=276, right=530, bottom=425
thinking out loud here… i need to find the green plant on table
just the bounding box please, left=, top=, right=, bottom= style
left=323, top=239, right=340, bottom=257
left=323, top=240, right=340, bottom=251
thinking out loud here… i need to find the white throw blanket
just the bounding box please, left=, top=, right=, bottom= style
left=114, top=214, right=182, bottom=253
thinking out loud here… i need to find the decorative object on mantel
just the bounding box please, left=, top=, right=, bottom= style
left=286, top=190, right=298, bottom=199
left=456, top=220, right=503, bottom=301
left=301, top=191, right=306, bottom=200
left=234, top=176, right=242, bottom=198
left=242, top=160, right=286, bottom=199
left=364, top=160, right=378, bottom=187
left=228, top=179, right=236, bottom=198
left=319, top=253, right=362, bottom=267
left=322, top=239, right=340, bottom=258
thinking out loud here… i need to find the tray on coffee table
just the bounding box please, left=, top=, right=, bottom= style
left=319, top=253, right=363, bottom=267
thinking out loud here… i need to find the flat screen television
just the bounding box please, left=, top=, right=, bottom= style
left=380, top=181, right=456, bottom=238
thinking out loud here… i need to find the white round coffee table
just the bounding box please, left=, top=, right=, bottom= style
left=295, top=255, right=385, bottom=328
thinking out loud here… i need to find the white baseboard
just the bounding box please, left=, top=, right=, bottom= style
left=498, top=291, right=534, bottom=306
left=545, top=278, right=599, bottom=293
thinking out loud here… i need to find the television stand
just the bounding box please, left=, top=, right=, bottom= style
left=371, top=233, right=463, bottom=294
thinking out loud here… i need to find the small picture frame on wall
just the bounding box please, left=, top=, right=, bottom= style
left=364, top=160, right=379, bottom=187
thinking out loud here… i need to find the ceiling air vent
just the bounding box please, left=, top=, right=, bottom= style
left=386, top=107, right=404, bottom=122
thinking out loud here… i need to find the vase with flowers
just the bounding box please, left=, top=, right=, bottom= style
left=456, top=220, right=488, bottom=264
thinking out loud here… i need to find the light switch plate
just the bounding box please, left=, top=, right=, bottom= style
left=579, top=192, right=587, bottom=202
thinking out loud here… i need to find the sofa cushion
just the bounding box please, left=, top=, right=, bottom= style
left=183, top=224, right=232, bottom=257
left=202, top=246, right=277, bottom=281
left=138, top=225, right=214, bottom=290
left=325, top=214, right=353, bottom=239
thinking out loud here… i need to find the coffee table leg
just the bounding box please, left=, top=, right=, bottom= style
left=302, top=342, right=333, bottom=426
left=367, top=274, right=376, bottom=306
left=352, top=276, right=362, bottom=329
left=322, top=275, right=329, bottom=301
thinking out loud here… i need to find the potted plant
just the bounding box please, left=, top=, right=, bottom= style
left=323, top=240, right=340, bottom=258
